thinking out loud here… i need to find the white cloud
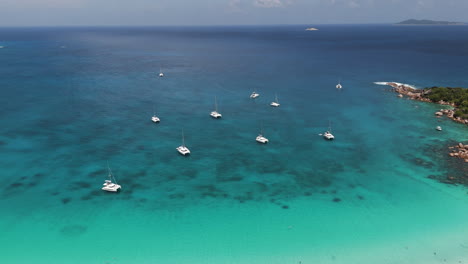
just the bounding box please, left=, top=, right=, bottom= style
left=253, top=0, right=284, bottom=8
left=229, top=0, right=243, bottom=11
left=3, top=0, right=87, bottom=9
left=348, top=0, right=360, bottom=8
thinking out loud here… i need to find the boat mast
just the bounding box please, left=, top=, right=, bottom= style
left=275, top=93, right=279, bottom=103
left=215, top=96, right=218, bottom=112
left=328, top=120, right=332, bottom=132
left=182, top=129, right=185, bottom=147
left=107, top=162, right=117, bottom=184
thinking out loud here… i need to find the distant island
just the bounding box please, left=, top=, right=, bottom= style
left=305, top=28, right=318, bottom=31
left=396, top=19, right=465, bottom=25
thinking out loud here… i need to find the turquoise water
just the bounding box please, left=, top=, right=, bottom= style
left=0, top=25, right=467, bottom=263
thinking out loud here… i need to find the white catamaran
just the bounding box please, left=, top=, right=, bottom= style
left=256, top=124, right=269, bottom=144
left=250, top=90, right=260, bottom=99
left=176, top=130, right=191, bottom=155
left=336, top=79, right=342, bottom=89
left=323, top=121, right=335, bottom=140
left=102, top=164, right=121, bottom=192
left=210, top=96, right=222, bottom=118
left=159, top=67, right=164, bottom=77
left=270, top=94, right=280, bottom=107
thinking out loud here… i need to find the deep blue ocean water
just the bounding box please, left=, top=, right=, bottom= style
left=0, top=25, right=467, bottom=264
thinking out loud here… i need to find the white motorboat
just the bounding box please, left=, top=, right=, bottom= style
left=102, top=164, right=121, bottom=192
left=177, top=130, right=191, bottom=155
left=250, top=90, right=260, bottom=99
left=436, top=126, right=442, bottom=131
left=270, top=94, right=280, bottom=107
left=210, top=96, right=222, bottom=118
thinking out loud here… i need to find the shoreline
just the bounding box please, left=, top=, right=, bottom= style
left=376, top=81, right=468, bottom=166
left=375, top=81, right=468, bottom=125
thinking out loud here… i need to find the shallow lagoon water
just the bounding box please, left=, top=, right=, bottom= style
left=0, top=25, right=467, bottom=263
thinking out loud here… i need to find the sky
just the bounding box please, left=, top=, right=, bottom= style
left=0, top=0, right=467, bottom=26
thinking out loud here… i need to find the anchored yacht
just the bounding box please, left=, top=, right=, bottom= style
left=250, top=90, right=260, bottom=99
left=256, top=134, right=269, bottom=143
left=323, top=121, right=335, bottom=140
left=176, top=130, right=191, bottom=155
left=270, top=94, right=280, bottom=107
left=210, top=96, right=222, bottom=118
left=102, top=164, right=121, bottom=192
left=159, top=67, right=164, bottom=77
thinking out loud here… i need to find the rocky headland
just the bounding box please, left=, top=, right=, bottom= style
left=376, top=82, right=468, bottom=165
left=449, top=143, right=468, bottom=163
left=378, top=82, right=468, bottom=125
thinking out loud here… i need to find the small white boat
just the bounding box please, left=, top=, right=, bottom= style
left=323, top=131, right=335, bottom=140
left=102, top=164, right=121, bottom=192
left=323, top=121, right=335, bottom=140
left=177, top=130, right=191, bottom=155
left=152, top=116, right=160, bottom=123
left=250, top=90, right=260, bottom=99
left=256, top=134, right=269, bottom=144
left=336, top=79, right=342, bottom=89
left=436, top=126, right=442, bottom=131
left=270, top=94, right=280, bottom=107
left=256, top=125, right=269, bottom=143
left=210, top=96, right=222, bottom=118
left=159, top=67, right=164, bottom=77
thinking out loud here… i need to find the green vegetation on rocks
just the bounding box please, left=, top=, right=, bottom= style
left=424, top=87, right=468, bottom=119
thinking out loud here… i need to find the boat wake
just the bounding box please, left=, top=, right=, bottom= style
left=374, top=81, right=417, bottom=90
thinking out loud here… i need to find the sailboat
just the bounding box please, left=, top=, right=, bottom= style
left=256, top=124, right=269, bottom=144
left=210, top=96, right=222, bottom=118
left=151, top=106, right=160, bottom=123
left=176, top=130, right=191, bottom=155
left=323, top=121, right=335, bottom=140
left=270, top=94, right=280, bottom=107
left=250, top=89, right=260, bottom=99
left=336, top=79, right=342, bottom=89
left=159, top=67, right=164, bottom=77
left=102, top=163, right=121, bottom=192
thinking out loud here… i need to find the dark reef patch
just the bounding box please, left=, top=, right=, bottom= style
left=9, top=182, right=24, bottom=188
left=76, top=181, right=91, bottom=189
left=60, top=225, right=87, bottom=237
left=282, top=205, right=289, bottom=209
left=332, top=198, right=342, bottom=203
left=420, top=141, right=468, bottom=186
left=61, top=197, right=71, bottom=204
left=33, top=173, right=45, bottom=179
left=81, top=190, right=102, bottom=200
left=357, top=195, right=365, bottom=200
left=169, top=193, right=186, bottom=199
left=88, top=169, right=104, bottom=178
left=217, top=174, right=243, bottom=182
